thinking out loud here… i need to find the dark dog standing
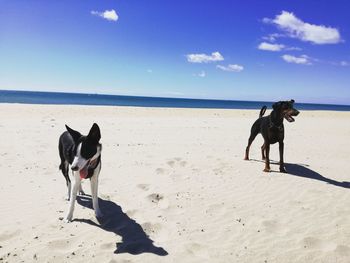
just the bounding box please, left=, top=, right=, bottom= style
left=244, top=100, right=299, bottom=172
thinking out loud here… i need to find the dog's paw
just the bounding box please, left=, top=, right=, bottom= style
left=64, top=214, right=73, bottom=223
left=263, top=168, right=271, bottom=173
left=280, top=167, right=287, bottom=173
left=244, top=157, right=249, bottom=161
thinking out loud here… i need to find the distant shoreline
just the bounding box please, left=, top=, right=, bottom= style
left=1, top=89, right=350, bottom=111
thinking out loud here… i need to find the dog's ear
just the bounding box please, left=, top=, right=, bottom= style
left=65, top=125, right=82, bottom=142
left=272, top=102, right=281, bottom=111
left=290, top=99, right=295, bottom=104
left=87, top=123, right=101, bottom=143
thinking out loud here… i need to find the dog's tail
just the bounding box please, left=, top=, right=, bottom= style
left=259, top=106, right=267, bottom=118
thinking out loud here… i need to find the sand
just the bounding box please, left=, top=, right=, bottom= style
left=1, top=103, right=350, bottom=263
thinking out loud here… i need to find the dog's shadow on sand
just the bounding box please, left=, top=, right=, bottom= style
left=251, top=159, right=350, bottom=189
left=75, top=195, right=168, bottom=256
left=284, top=163, right=350, bottom=189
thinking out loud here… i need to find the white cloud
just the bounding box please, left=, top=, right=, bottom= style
left=91, top=9, right=118, bottom=22
left=281, top=54, right=312, bottom=65
left=266, top=11, right=341, bottom=44
left=262, top=33, right=285, bottom=42
left=198, top=71, right=206, bottom=77
left=331, top=61, right=350, bottom=66
left=258, top=42, right=302, bottom=52
left=262, top=17, right=272, bottom=24
left=258, top=42, right=285, bottom=51
left=285, top=46, right=302, bottom=51
left=186, top=51, right=224, bottom=63
left=216, top=64, right=244, bottom=72
left=193, top=71, right=206, bottom=77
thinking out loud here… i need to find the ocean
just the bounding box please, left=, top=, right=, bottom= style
left=1, top=90, right=350, bottom=111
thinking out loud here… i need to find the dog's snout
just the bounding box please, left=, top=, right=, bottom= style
left=294, top=110, right=300, bottom=116
left=71, top=165, right=79, bottom=171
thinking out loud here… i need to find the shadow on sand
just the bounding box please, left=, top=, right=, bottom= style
left=284, top=163, right=350, bottom=189
left=74, top=195, right=168, bottom=256
left=250, top=159, right=350, bottom=189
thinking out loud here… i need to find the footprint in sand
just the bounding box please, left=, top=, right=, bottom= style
left=180, top=161, right=187, bottom=167
left=167, top=158, right=188, bottom=168
left=167, top=160, right=175, bottom=168
left=155, top=159, right=188, bottom=179
left=47, top=238, right=74, bottom=250
left=262, top=220, right=288, bottom=234
left=155, top=168, right=166, bottom=175
left=213, top=168, right=224, bottom=175
left=137, top=184, right=150, bottom=191
left=157, top=158, right=189, bottom=181
left=186, top=242, right=208, bottom=256
left=0, top=230, right=21, bottom=242
left=170, top=173, right=187, bottom=181
left=301, top=237, right=321, bottom=249
left=335, top=245, right=350, bottom=256
left=147, top=193, right=169, bottom=209
left=301, top=237, right=336, bottom=250
left=148, top=193, right=164, bottom=203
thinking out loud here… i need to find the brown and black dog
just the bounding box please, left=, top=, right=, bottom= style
left=244, top=100, right=300, bottom=172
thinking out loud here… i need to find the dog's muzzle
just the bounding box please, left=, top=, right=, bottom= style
left=284, top=109, right=300, bottom=122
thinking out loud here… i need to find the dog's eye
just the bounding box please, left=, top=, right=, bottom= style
left=80, top=143, right=97, bottom=159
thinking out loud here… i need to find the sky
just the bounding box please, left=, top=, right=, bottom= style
left=1, top=0, right=350, bottom=105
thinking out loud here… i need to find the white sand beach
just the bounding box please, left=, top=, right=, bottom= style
left=1, top=103, right=350, bottom=263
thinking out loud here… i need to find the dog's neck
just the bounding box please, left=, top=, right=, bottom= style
left=88, top=144, right=102, bottom=170
left=270, top=110, right=284, bottom=129
left=86, top=152, right=101, bottom=179
left=89, top=156, right=100, bottom=169
left=90, top=144, right=102, bottom=162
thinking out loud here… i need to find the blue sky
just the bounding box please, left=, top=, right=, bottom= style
left=1, top=0, right=349, bottom=104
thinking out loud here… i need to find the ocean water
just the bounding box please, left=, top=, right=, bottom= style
left=1, top=90, right=350, bottom=111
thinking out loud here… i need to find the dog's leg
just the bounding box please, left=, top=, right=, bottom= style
left=244, top=134, right=257, bottom=160
left=90, top=173, right=103, bottom=218
left=60, top=161, right=71, bottom=201
left=279, top=141, right=286, bottom=173
left=65, top=161, right=71, bottom=201
left=79, top=184, right=85, bottom=196
left=244, top=123, right=259, bottom=160
left=263, top=143, right=271, bottom=172
left=67, top=181, right=71, bottom=201
left=64, top=172, right=80, bottom=222
left=244, top=142, right=251, bottom=160
left=261, top=143, right=266, bottom=160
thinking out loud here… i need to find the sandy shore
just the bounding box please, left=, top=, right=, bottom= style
left=1, top=103, right=350, bottom=263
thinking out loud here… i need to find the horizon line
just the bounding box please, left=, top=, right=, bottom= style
left=1, top=89, right=349, bottom=107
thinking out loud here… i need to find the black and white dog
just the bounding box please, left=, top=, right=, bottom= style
left=58, top=123, right=103, bottom=222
